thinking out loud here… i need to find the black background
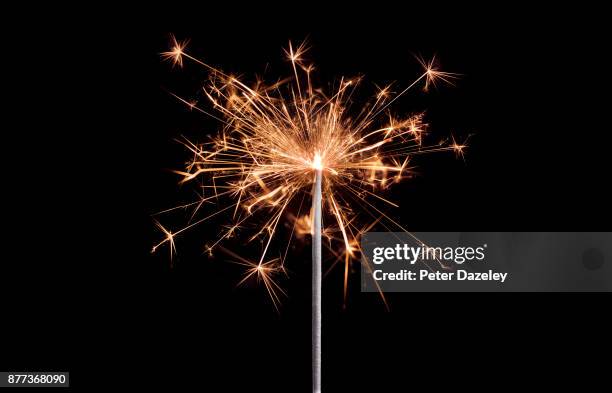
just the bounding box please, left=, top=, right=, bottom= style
left=3, top=4, right=611, bottom=391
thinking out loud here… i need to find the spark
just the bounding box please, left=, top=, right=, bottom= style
left=223, top=247, right=286, bottom=311
left=161, top=35, right=189, bottom=68
left=450, top=133, right=468, bottom=160
left=152, top=221, right=176, bottom=261
left=154, top=38, right=466, bottom=308
left=417, top=54, right=461, bottom=91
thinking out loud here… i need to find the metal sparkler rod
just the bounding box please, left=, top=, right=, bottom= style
left=312, top=168, right=322, bottom=393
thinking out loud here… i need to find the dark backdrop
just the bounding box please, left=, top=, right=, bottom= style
left=2, top=4, right=610, bottom=391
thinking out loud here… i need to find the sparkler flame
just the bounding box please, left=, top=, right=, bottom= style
left=312, top=153, right=323, bottom=171
left=155, top=36, right=465, bottom=309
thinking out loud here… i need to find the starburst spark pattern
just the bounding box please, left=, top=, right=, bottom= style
left=154, top=36, right=465, bottom=309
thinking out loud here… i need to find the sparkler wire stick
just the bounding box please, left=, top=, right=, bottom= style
left=312, top=166, right=322, bottom=393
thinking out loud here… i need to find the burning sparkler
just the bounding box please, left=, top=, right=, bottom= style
left=155, top=35, right=465, bottom=392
